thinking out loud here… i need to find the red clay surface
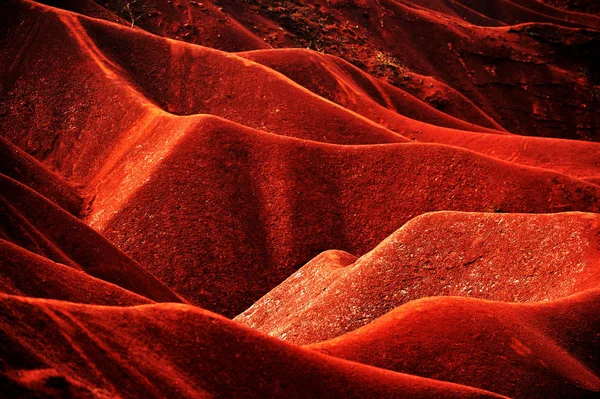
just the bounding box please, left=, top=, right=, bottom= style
left=308, top=289, right=600, bottom=399
left=0, top=240, right=152, bottom=306
left=235, top=212, right=600, bottom=343
left=1, top=0, right=599, bottom=397
left=0, top=294, right=508, bottom=399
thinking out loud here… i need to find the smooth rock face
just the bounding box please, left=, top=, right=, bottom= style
left=0, top=1, right=599, bottom=398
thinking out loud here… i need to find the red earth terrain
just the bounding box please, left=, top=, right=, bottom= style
left=308, top=289, right=600, bottom=398
left=0, top=0, right=599, bottom=397
left=235, top=211, right=600, bottom=343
